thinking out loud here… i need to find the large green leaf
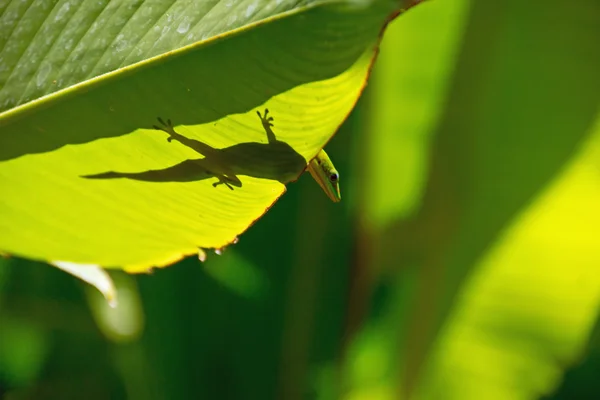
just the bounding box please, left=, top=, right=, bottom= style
left=0, top=0, right=416, bottom=270
left=416, top=115, right=600, bottom=399
left=0, top=0, right=339, bottom=109
left=339, top=0, right=600, bottom=399
left=407, top=0, right=600, bottom=394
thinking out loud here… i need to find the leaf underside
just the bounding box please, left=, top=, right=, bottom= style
left=0, top=0, right=405, bottom=270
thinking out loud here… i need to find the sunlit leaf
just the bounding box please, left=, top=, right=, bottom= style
left=361, top=0, right=470, bottom=225
left=0, top=0, right=418, bottom=270
left=342, top=0, right=600, bottom=399
left=51, top=260, right=117, bottom=307
left=417, top=114, right=600, bottom=399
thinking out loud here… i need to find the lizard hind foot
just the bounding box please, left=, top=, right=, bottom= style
left=212, top=180, right=235, bottom=190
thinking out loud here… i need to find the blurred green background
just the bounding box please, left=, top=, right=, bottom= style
left=1, top=0, right=599, bottom=399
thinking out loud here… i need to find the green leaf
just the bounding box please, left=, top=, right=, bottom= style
left=0, top=0, right=412, bottom=270
left=0, top=318, right=49, bottom=387
left=416, top=116, right=600, bottom=399
left=0, top=0, right=350, bottom=110
left=51, top=260, right=117, bottom=306
left=363, top=0, right=469, bottom=226
left=86, top=271, right=144, bottom=342
left=341, top=0, right=600, bottom=398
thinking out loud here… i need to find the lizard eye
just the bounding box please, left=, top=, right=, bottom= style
left=329, top=173, right=339, bottom=183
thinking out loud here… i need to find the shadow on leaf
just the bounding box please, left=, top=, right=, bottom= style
left=82, top=109, right=307, bottom=188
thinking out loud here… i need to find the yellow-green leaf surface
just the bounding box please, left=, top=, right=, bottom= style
left=416, top=115, right=600, bottom=399
left=341, top=0, right=600, bottom=399
left=0, top=0, right=415, bottom=270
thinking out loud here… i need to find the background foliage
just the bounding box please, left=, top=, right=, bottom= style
left=1, top=0, right=599, bottom=399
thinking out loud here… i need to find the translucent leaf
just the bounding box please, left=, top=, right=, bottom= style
left=0, top=0, right=417, bottom=269
left=51, top=261, right=117, bottom=307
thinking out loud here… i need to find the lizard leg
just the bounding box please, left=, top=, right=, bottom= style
left=212, top=174, right=242, bottom=190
